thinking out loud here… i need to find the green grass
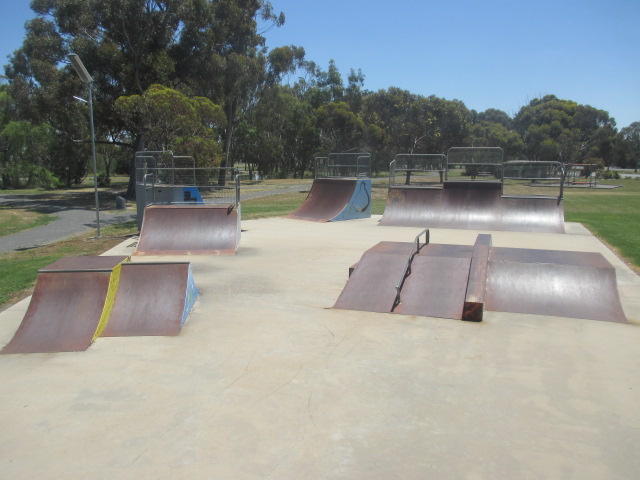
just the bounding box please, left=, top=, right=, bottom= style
left=0, top=221, right=137, bottom=306
left=0, top=208, right=56, bottom=237
left=242, top=190, right=308, bottom=219
left=563, top=179, right=640, bottom=268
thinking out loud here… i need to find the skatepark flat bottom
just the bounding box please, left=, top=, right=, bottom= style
left=0, top=217, right=639, bottom=479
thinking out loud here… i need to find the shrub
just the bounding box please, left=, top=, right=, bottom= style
left=97, top=173, right=111, bottom=187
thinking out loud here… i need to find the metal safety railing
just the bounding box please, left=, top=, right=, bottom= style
left=502, top=160, right=566, bottom=204
left=388, top=148, right=566, bottom=202
left=392, top=228, right=430, bottom=310
left=141, top=167, right=240, bottom=206
left=389, top=154, right=447, bottom=188
left=135, top=151, right=240, bottom=209
left=314, top=152, right=372, bottom=179
left=446, top=147, right=505, bottom=182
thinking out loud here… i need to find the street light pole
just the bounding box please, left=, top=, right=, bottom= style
left=68, top=53, right=101, bottom=237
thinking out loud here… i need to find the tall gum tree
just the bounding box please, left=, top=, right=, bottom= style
left=6, top=0, right=302, bottom=192
left=514, top=95, right=616, bottom=165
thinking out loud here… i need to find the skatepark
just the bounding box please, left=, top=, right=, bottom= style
left=1, top=150, right=639, bottom=478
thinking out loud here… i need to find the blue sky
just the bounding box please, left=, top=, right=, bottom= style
left=1, top=0, right=638, bottom=128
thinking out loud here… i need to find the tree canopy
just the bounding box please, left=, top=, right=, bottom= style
left=1, top=2, right=636, bottom=190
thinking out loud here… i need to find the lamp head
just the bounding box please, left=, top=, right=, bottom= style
left=67, top=53, right=92, bottom=83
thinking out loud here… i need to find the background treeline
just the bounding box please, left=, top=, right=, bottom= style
left=1, top=1, right=639, bottom=194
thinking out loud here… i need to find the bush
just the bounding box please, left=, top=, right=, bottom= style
left=97, top=173, right=111, bottom=187
left=599, top=170, right=620, bottom=180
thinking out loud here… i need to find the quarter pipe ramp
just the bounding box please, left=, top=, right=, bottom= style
left=100, top=262, right=199, bottom=337
left=287, top=178, right=371, bottom=222
left=135, top=204, right=240, bottom=255
left=379, top=181, right=565, bottom=233
left=1, top=256, right=128, bottom=354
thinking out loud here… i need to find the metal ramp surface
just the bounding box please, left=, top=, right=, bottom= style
left=287, top=178, right=371, bottom=222
left=135, top=204, right=240, bottom=255
left=100, top=262, right=199, bottom=337
left=485, top=248, right=627, bottom=322
left=379, top=181, right=565, bottom=233
left=334, top=234, right=627, bottom=323
left=1, top=256, right=128, bottom=354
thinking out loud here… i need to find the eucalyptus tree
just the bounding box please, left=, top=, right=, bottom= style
left=173, top=0, right=304, bottom=174
left=4, top=1, right=186, bottom=188
left=5, top=0, right=302, bottom=191
left=514, top=95, right=617, bottom=165
left=615, top=122, right=640, bottom=171
left=315, top=101, right=367, bottom=153
left=470, top=109, right=524, bottom=159
left=115, top=84, right=226, bottom=164
left=361, top=87, right=470, bottom=170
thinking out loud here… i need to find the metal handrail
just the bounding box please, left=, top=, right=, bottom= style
left=392, top=228, right=430, bottom=310
left=558, top=164, right=566, bottom=204
left=234, top=174, right=241, bottom=207
left=142, top=173, right=155, bottom=205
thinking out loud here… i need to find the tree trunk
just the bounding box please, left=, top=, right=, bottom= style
left=126, top=133, right=146, bottom=199
left=218, top=101, right=235, bottom=186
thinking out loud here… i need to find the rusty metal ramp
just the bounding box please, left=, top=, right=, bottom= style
left=333, top=242, right=414, bottom=313
left=486, top=247, right=627, bottom=322
left=393, top=245, right=473, bottom=319
left=100, top=262, right=199, bottom=337
left=286, top=178, right=371, bottom=222
left=134, top=204, right=240, bottom=255
left=1, top=256, right=129, bottom=354
left=334, top=233, right=627, bottom=323
left=379, top=181, right=565, bottom=233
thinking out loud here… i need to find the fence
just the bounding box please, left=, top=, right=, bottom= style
left=388, top=154, right=447, bottom=188
left=314, top=152, right=372, bottom=179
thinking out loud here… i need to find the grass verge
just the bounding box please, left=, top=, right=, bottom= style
left=0, top=221, right=137, bottom=308
left=0, top=208, right=56, bottom=237
left=564, top=179, right=640, bottom=271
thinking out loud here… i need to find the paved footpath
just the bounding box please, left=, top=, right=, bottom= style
left=0, top=184, right=311, bottom=254
left=0, top=195, right=136, bottom=254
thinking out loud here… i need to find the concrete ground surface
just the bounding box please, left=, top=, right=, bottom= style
left=0, top=216, right=639, bottom=479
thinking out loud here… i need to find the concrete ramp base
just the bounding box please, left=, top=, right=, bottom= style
left=100, top=262, right=199, bottom=337
left=135, top=204, right=240, bottom=255
left=335, top=234, right=627, bottom=323
left=1, top=256, right=128, bottom=354
left=380, top=181, right=565, bottom=233
left=287, top=178, right=371, bottom=222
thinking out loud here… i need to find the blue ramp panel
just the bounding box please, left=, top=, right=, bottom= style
left=332, top=179, right=372, bottom=221
left=287, top=178, right=371, bottom=222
